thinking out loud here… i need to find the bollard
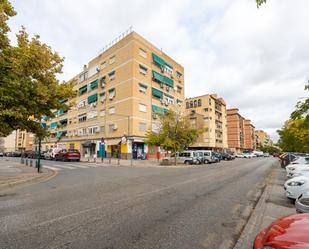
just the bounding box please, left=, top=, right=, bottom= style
left=109, top=157, right=111, bottom=164
left=118, top=158, right=120, bottom=165
left=21, top=158, right=24, bottom=164
left=26, top=159, right=28, bottom=166
left=30, top=160, right=33, bottom=167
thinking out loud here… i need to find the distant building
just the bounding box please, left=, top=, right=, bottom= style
left=0, top=131, right=16, bottom=152
left=255, top=130, right=273, bottom=148
left=15, top=130, right=34, bottom=151
left=227, top=108, right=246, bottom=153
left=185, top=94, right=228, bottom=150
left=244, top=119, right=255, bottom=151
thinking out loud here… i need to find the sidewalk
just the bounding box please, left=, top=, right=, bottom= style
left=0, top=158, right=55, bottom=191
left=80, top=157, right=161, bottom=167
left=234, top=162, right=295, bottom=248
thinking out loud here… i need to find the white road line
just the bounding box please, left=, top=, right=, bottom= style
left=43, top=166, right=62, bottom=171
left=53, top=164, right=76, bottom=170
left=66, top=164, right=89, bottom=169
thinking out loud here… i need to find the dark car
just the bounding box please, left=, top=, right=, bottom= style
left=212, top=152, right=222, bottom=162
left=12, top=151, right=22, bottom=157
left=55, top=149, right=80, bottom=162
left=221, top=152, right=233, bottom=160
left=254, top=213, right=309, bottom=248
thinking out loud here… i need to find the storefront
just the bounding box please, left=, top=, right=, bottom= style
left=81, top=141, right=96, bottom=158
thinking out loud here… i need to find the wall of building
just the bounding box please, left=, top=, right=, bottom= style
left=0, top=131, right=16, bottom=152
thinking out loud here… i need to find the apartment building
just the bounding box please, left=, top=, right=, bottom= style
left=255, top=130, right=272, bottom=148
left=226, top=108, right=246, bottom=153
left=244, top=120, right=256, bottom=151
left=0, top=131, right=16, bottom=152
left=185, top=94, right=228, bottom=150
left=42, top=31, right=185, bottom=159
left=15, top=130, right=34, bottom=151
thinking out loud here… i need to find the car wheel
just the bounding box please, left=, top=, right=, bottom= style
left=184, top=161, right=191, bottom=165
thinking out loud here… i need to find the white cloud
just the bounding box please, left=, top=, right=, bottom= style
left=8, top=0, right=309, bottom=141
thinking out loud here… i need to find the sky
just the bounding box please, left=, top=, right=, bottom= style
left=8, top=0, right=309, bottom=141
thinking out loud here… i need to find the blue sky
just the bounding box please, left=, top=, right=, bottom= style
left=8, top=0, right=309, bottom=141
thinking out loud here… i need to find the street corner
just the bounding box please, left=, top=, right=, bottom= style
left=0, top=159, right=57, bottom=192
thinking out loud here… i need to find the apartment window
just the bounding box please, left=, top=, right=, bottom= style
left=204, top=117, right=209, bottom=122
left=108, top=70, right=115, bottom=80
left=209, top=98, right=212, bottom=105
left=101, top=61, right=106, bottom=69
left=204, top=108, right=208, bottom=112
left=100, top=109, right=106, bottom=117
left=194, top=100, right=198, bottom=107
left=108, top=88, right=116, bottom=99
left=139, top=48, right=147, bottom=58
left=164, top=94, right=174, bottom=104
left=109, top=124, right=116, bottom=132
left=204, top=138, right=209, bottom=143
left=190, top=101, right=193, bottom=108
left=109, top=56, right=115, bottom=64
left=79, top=72, right=88, bottom=83
left=78, top=113, right=87, bottom=123
left=87, top=110, right=98, bottom=119
left=176, top=71, right=182, bottom=79
left=78, top=127, right=87, bottom=135
left=186, top=102, right=190, bottom=109
left=109, top=107, right=115, bottom=114
left=139, top=103, right=147, bottom=113
left=139, top=122, right=147, bottom=131
left=139, top=65, right=147, bottom=75
left=100, top=126, right=105, bottom=132
left=88, top=126, right=98, bottom=135
left=164, top=64, right=173, bottom=75
left=138, top=83, right=147, bottom=93
left=177, top=86, right=182, bottom=94
left=88, top=65, right=100, bottom=78
left=198, top=99, right=202, bottom=107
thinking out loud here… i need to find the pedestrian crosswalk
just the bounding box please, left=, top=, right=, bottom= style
left=43, top=162, right=102, bottom=171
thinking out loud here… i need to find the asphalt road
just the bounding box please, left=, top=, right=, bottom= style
left=0, top=157, right=277, bottom=249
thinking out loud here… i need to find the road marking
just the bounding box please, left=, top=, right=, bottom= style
left=53, top=164, right=76, bottom=170
left=66, top=164, right=89, bottom=169
left=43, top=166, right=62, bottom=171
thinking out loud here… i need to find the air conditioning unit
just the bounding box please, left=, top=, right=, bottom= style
left=166, top=86, right=169, bottom=91
left=101, top=83, right=106, bottom=88
left=101, top=97, right=106, bottom=103
left=160, top=83, right=164, bottom=88
left=96, top=68, right=100, bottom=72
left=160, top=99, right=164, bottom=104
left=93, top=102, right=97, bottom=107
left=161, top=67, right=165, bottom=73
left=113, top=124, right=118, bottom=130
left=152, top=113, right=157, bottom=119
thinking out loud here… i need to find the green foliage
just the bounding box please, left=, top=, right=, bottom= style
left=146, top=111, right=201, bottom=164
left=277, top=119, right=309, bottom=153
left=256, top=0, right=267, bottom=7
left=0, top=1, right=75, bottom=138
left=259, top=145, right=281, bottom=154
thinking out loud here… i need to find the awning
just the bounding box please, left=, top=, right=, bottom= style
left=139, top=64, right=148, bottom=71
left=164, top=93, right=174, bottom=99
left=152, top=53, right=165, bottom=68
left=105, top=138, right=121, bottom=146
left=88, top=93, right=98, bottom=104
left=82, top=141, right=96, bottom=147
left=152, top=70, right=174, bottom=88
left=56, top=131, right=63, bottom=139
left=90, top=79, right=98, bottom=89
left=152, top=88, right=163, bottom=98
left=58, top=109, right=65, bottom=115
left=79, top=85, right=87, bottom=95
left=152, top=104, right=165, bottom=114
left=50, top=122, right=58, bottom=129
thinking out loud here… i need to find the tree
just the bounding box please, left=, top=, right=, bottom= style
left=0, top=0, right=75, bottom=138
left=256, top=0, right=267, bottom=7
left=259, top=145, right=281, bottom=154
left=291, top=83, right=309, bottom=129
left=146, top=111, right=201, bottom=165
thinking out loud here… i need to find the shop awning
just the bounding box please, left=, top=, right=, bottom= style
left=152, top=88, right=163, bottom=98
left=105, top=138, right=121, bottom=146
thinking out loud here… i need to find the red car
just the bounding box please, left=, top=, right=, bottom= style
left=54, top=149, right=81, bottom=162
left=254, top=213, right=309, bottom=249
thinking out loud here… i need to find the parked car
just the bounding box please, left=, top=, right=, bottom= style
left=291, top=156, right=309, bottom=165
left=197, top=150, right=217, bottom=164
left=12, top=151, right=22, bottom=157
left=286, top=164, right=309, bottom=176
left=280, top=153, right=297, bottom=168
left=221, top=152, right=234, bottom=160
left=162, top=151, right=199, bottom=165
left=54, top=149, right=81, bottom=162
left=44, top=148, right=62, bottom=160
left=284, top=176, right=309, bottom=200
left=296, top=190, right=309, bottom=213
left=243, top=152, right=254, bottom=158
left=0, top=152, right=3, bottom=157
left=253, top=213, right=309, bottom=248
left=263, top=152, right=270, bottom=157
left=235, top=153, right=244, bottom=158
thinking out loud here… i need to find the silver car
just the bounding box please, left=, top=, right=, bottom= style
left=163, top=151, right=199, bottom=165
left=296, top=190, right=309, bottom=213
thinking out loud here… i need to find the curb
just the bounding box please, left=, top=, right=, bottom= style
left=0, top=168, right=57, bottom=192
left=233, top=162, right=277, bottom=249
